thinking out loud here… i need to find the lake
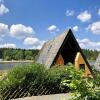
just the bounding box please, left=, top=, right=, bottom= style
left=0, top=61, right=95, bottom=71
left=0, top=61, right=33, bottom=70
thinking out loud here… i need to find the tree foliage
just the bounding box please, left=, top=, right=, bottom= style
left=0, top=48, right=39, bottom=61
left=0, top=48, right=99, bottom=61
left=82, top=49, right=99, bottom=61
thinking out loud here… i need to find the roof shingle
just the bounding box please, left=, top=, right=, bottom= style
left=36, top=29, right=69, bottom=68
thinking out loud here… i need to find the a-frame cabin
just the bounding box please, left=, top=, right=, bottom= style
left=95, top=53, right=100, bottom=71
left=36, top=29, right=93, bottom=77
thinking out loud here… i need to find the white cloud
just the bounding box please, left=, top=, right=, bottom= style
left=47, top=25, right=59, bottom=33
left=0, top=43, right=16, bottom=48
left=0, top=4, right=9, bottom=16
left=0, top=23, right=35, bottom=38
left=10, top=24, right=34, bottom=39
left=24, top=37, right=39, bottom=46
left=0, top=22, right=45, bottom=49
left=0, top=23, right=9, bottom=36
left=31, top=42, right=45, bottom=49
left=98, top=9, right=100, bottom=15
left=87, top=21, right=100, bottom=35
left=66, top=10, right=75, bottom=16
left=72, top=26, right=79, bottom=32
left=77, top=38, right=100, bottom=51
left=24, top=37, right=45, bottom=49
left=77, top=10, right=91, bottom=22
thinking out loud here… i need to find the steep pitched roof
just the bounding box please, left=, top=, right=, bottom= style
left=95, top=53, right=100, bottom=71
left=36, top=29, right=69, bottom=68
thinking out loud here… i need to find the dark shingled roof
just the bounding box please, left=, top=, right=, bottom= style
left=95, top=53, right=100, bottom=71
left=36, top=29, right=69, bottom=68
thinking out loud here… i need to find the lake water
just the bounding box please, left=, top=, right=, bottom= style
left=89, top=61, right=95, bottom=67
left=0, top=62, right=33, bottom=70
left=0, top=61, right=95, bottom=71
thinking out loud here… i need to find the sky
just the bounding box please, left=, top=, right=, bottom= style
left=0, top=0, right=100, bottom=50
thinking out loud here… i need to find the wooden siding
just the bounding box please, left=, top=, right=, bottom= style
left=55, top=54, right=64, bottom=65
left=75, top=52, right=92, bottom=77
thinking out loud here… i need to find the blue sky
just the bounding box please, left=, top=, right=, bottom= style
left=0, top=0, right=100, bottom=50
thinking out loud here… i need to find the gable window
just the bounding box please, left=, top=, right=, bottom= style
left=79, top=64, right=85, bottom=71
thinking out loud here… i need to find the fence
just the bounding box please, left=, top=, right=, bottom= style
left=0, top=83, right=69, bottom=100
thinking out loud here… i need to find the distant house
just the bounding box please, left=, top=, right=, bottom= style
left=36, top=29, right=93, bottom=77
left=95, top=53, right=100, bottom=71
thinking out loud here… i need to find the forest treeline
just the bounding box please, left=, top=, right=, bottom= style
left=0, top=48, right=39, bottom=61
left=82, top=49, right=99, bottom=61
left=0, top=48, right=99, bottom=61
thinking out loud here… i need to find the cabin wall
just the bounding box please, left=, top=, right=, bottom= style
left=55, top=54, right=64, bottom=65
left=75, top=52, right=92, bottom=77
left=54, top=52, right=92, bottom=77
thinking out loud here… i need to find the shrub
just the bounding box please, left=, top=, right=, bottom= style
left=0, top=63, right=46, bottom=88
left=0, top=63, right=70, bottom=99
left=61, top=64, right=100, bottom=100
left=44, top=66, right=70, bottom=93
left=1, top=63, right=99, bottom=100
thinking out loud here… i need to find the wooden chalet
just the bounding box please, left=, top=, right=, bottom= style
left=36, top=29, right=93, bottom=77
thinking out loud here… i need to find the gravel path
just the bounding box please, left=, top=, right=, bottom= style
left=12, top=93, right=72, bottom=100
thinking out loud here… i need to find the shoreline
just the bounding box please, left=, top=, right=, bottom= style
left=0, top=60, right=34, bottom=63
